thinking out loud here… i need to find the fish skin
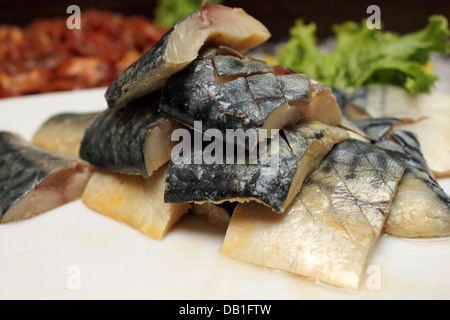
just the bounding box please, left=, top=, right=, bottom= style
left=352, top=117, right=403, bottom=141
left=105, top=27, right=176, bottom=109
left=343, top=84, right=450, bottom=177
left=377, top=131, right=450, bottom=238
left=0, top=132, right=87, bottom=221
left=222, top=139, right=407, bottom=290
left=104, top=2, right=271, bottom=108
left=32, top=112, right=99, bottom=156
left=159, top=49, right=314, bottom=139
left=80, top=94, right=181, bottom=177
left=164, top=121, right=349, bottom=213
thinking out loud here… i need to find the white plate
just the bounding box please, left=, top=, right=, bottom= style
left=0, top=88, right=449, bottom=300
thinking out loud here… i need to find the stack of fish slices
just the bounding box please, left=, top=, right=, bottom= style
left=2, top=2, right=449, bottom=292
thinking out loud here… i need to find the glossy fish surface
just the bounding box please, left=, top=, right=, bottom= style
left=377, top=131, right=450, bottom=238
left=80, top=95, right=183, bottom=177
left=164, top=121, right=348, bottom=213
left=160, top=48, right=342, bottom=141
left=0, top=132, right=94, bottom=223
left=222, top=139, right=407, bottom=290
left=105, top=2, right=271, bottom=108
left=344, top=84, right=450, bottom=177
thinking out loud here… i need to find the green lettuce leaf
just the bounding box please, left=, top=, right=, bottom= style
left=278, top=15, right=450, bottom=93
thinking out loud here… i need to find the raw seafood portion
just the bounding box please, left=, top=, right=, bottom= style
left=160, top=47, right=342, bottom=143
left=165, top=121, right=349, bottom=213
left=0, top=132, right=94, bottom=223
left=80, top=95, right=183, bottom=177
left=222, top=139, right=407, bottom=290
left=343, top=84, right=450, bottom=177
left=376, top=131, right=450, bottom=238
left=82, top=164, right=190, bottom=240
left=190, top=202, right=234, bottom=230
left=32, top=112, right=99, bottom=156
left=105, top=1, right=271, bottom=108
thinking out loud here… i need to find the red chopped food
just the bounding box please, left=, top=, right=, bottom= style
left=0, top=10, right=168, bottom=98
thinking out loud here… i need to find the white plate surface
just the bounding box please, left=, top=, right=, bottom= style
left=0, top=88, right=449, bottom=300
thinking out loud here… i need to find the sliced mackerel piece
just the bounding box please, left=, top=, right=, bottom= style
left=222, top=139, right=407, bottom=291
left=376, top=131, right=450, bottom=238
left=164, top=121, right=349, bottom=213
left=82, top=164, right=190, bottom=240
left=104, top=2, right=271, bottom=108
left=352, top=117, right=403, bottom=141
left=32, top=112, right=99, bottom=156
left=343, top=84, right=450, bottom=178
left=80, top=95, right=183, bottom=178
left=160, top=48, right=342, bottom=142
left=0, top=132, right=94, bottom=223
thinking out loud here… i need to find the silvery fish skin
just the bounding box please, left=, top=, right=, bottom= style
left=164, top=121, right=349, bottom=213
left=377, top=131, right=450, bottom=238
left=222, top=139, right=407, bottom=290
left=33, top=112, right=99, bottom=156
left=104, top=2, right=271, bottom=108
left=343, top=84, right=450, bottom=178
left=80, top=95, right=183, bottom=177
left=0, top=132, right=93, bottom=223
left=352, top=117, right=403, bottom=141
left=160, top=47, right=342, bottom=142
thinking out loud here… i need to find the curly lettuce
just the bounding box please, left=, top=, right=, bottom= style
left=278, top=15, right=450, bottom=93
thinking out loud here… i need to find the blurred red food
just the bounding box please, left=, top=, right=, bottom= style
left=0, top=9, right=168, bottom=98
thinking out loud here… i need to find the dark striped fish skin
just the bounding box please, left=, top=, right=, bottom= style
left=352, top=117, right=403, bottom=141
left=104, top=2, right=271, bottom=109
left=32, top=112, right=99, bottom=156
left=80, top=95, right=180, bottom=177
left=105, top=27, right=176, bottom=109
left=342, top=84, right=450, bottom=177
left=159, top=47, right=316, bottom=139
left=0, top=132, right=92, bottom=222
left=164, top=122, right=349, bottom=213
left=222, top=139, right=407, bottom=290
left=377, top=131, right=450, bottom=238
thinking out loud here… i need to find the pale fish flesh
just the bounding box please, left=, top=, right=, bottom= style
left=344, top=84, right=450, bottom=178
left=105, top=2, right=271, bottom=108
left=32, top=112, right=99, bottom=156
left=0, top=132, right=94, bottom=223
left=222, top=139, right=407, bottom=290
left=82, top=164, right=190, bottom=240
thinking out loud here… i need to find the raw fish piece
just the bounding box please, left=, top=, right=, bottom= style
left=191, top=202, right=234, bottom=230
left=160, top=48, right=342, bottom=143
left=82, top=164, right=190, bottom=240
left=164, top=121, right=349, bottom=213
left=344, top=84, right=450, bottom=177
left=0, top=132, right=94, bottom=223
left=105, top=2, right=271, bottom=108
left=32, top=112, right=98, bottom=156
left=80, top=95, right=183, bottom=177
left=222, top=139, right=407, bottom=290
left=377, top=131, right=450, bottom=238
